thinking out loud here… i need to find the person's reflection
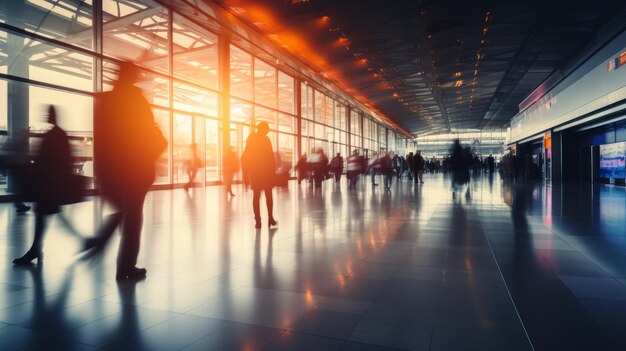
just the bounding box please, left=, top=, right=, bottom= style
left=88, top=280, right=142, bottom=349
left=449, top=200, right=469, bottom=247
left=253, top=229, right=276, bottom=289
left=331, top=183, right=343, bottom=208
left=16, top=264, right=76, bottom=349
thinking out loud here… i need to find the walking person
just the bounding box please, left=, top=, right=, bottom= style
left=13, top=106, right=72, bottom=265
left=241, top=122, right=277, bottom=229
left=380, top=151, right=394, bottom=190
left=223, top=146, right=238, bottom=196
left=329, top=152, right=344, bottom=183
left=83, top=61, right=167, bottom=280
left=295, top=153, right=308, bottom=185
left=406, top=152, right=414, bottom=181
left=346, top=149, right=364, bottom=188
left=183, top=143, right=202, bottom=191
left=414, top=150, right=425, bottom=184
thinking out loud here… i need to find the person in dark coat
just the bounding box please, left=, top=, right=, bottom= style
left=83, top=61, right=166, bottom=280
left=295, top=153, right=308, bottom=184
left=414, top=150, right=425, bottom=184
left=242, top=122, right=277, bottom=229
left=13, top=105, right=71, bottom=265
left=380, top=151, right=394, bottom=190
left=329, top=152, right=344, bottom=183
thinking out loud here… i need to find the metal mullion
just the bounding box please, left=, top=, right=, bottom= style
left=168, top=7, right=174, bottom=186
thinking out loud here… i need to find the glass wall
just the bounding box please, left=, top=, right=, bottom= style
left=0, top=0, right=407, bottom=191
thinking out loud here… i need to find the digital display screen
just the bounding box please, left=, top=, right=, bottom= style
left=600, top=142, right=626, bottom=179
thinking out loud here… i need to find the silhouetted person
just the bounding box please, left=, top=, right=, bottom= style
left=380, top=151, right=394, bottom=190
left=223, top=146, right=238, bottom=196
left=13, top=105, right=71, bottom=265
left=184, top=143, right=202, bottom=191
left=311, top=148, right=329, bottom=188
left=450, top=140, right=470, bottom=199
left=392, top=152, right=402, bottom=179
left=346, top=149, right=364, bottom=188
left=487, top=154, right=495, bottom=173
left=242, top=122, right=277, bottom=229
left=367, top=152, right=380, bottom=186
left=329, top=152, right=344, bottom=182
left=406, top=152, right=415, bottom=181
left=414, top=150, right=425, bottom=184
left=84, top=61, right=166, bottom=280
left=295, top=153, right=308, bottom=184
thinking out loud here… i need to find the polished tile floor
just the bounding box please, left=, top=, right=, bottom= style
left=1, top=173, right=625, bottom=350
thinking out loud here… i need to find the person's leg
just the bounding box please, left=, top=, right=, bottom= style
left=117, top=190, right=147, bottom=277
left=30, top=213, right=48, bottom=254
left=14, top=212, right=48, bottom=264
left=265, top=188, right=276, bottom=225
left=253, top=188, right=261, bottom=227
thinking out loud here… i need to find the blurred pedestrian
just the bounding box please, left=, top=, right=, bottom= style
left=241, top=122, right=277, bottom=229
left=329, top=152, right=344, bottom=183
left=183, top=143, right=202, bottom=191
left=223, top=146, right=238, bottom=196
left=83, top=61, right=167, bottom=280
left=13, top=106, right=71, bottom=265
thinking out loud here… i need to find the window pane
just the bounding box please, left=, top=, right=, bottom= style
left=193, top=117, right=206, bottom=186
left=336, top=103, right=346, bottom=131
left=230, top=45, right=252, bottom=100
left=301, top=119, right=310, bottom=137
left=254, top=58, right=276, bottom=108
left=278, top=133, right=295, bottom=170
left=173, top=113, right=192, bottom=184
left=153, top=109, right=170, bottom=184
left=0, top=81, right=6, bottom=131
left=173, top=82, right=218, bottom=117
left=1, top=0, right=93, bottom=49
left=325, top=97, right=334, bottom=127
left=103, top=0, right=168, bottom=73
left=301, top=83, right=313, bottom=119
left=137, top=70, right=170, bottom=107
left=314, top=90, right=324, bottom=123
left=278, top=113, right=294, bottom=133
left=26, top=85, right=94, bottom=187
left=205, top=119, right=220, bottom=181
left=173, top=13, right=218, bottom=90
left=278, top=71, right=294, bottom=113
left=315, top=122, right=325, bottom=139
left=28, top=85, right=92, bottom=132
left=0, top=32, right=94, bottom=91
left=230, top=98, right=251, bottom=124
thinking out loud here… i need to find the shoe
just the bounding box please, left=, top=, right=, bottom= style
left=13, top=250, right=43, bottom=265
left=255, top=219, right=262, bottom=229
left=229, top=191, right=235, bottom=196
left=268, top=218, right=278, bottom=227
left=372, top=183, right=378, bottom=186
left=420, top=181, right=424, bottom=184
left=16, top=204, right=31, bottom=213
left=116, top=267, right=147, bottom=280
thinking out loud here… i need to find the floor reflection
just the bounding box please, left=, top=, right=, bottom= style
left=1, top=173, right=626, bottom=350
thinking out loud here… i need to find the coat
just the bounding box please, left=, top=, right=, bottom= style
left=241, top=132, right=275, bottom=190
left=94, top=85, right=166, bottom=200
